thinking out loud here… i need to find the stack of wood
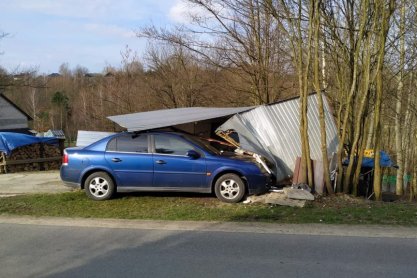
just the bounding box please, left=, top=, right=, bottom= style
left=0, top=143, right=62, bottom=173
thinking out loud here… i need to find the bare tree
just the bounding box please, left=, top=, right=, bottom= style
left=144, top=44, right=214, bottom=108
left=139, top=0, right=291, bottom=105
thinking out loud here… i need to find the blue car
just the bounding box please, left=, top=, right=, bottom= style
left=60, top=131, right=271, bottom=203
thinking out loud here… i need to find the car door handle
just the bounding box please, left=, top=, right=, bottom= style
left=155, top=160, right=166, bottom=164
left=112, top=158, right=122, bottom=163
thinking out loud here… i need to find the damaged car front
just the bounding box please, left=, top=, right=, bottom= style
left=181, top=134, right=273, bottom=200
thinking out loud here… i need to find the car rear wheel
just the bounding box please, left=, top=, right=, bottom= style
left=214, top=173, right=245, bottom=203
left=85, top=172, right=115, bottom=201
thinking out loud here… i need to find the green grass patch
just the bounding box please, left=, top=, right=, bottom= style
left=1, top=191, right=417, bottom=225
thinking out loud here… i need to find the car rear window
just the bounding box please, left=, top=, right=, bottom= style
left=107, top=134, right=148, bottom=153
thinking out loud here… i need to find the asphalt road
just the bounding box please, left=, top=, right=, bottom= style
left=1, top=221, right=417, bottom=278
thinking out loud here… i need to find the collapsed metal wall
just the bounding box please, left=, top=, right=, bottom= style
left=216, top=94, right=339, bottom=182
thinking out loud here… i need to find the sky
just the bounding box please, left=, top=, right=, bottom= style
left=0, top=0, right=194, bottom=74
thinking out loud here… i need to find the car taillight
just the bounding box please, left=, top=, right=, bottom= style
left=62, top=152, right=69, bottom=165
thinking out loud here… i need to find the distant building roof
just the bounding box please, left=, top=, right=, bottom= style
left=47, top=73, right=61, bottom=77
left=84, top=73, right=102, bottom=78
left=12, top=73, right=31, bottom=80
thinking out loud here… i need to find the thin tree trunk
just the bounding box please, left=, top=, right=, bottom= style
left=303, top=0, right=314, bottom=187
left=294, top=0, right=313, bottom=186
left=373, top=0, right=395, bottom=201
left=366, top=111, right=374, bottom=149
left=411, top=136, right=417, bottom=201
left=353, top=117, right=371, bottom=195
left=395, top=0, right=406, bottom=196
left=312, top=0, right=333, bottom=194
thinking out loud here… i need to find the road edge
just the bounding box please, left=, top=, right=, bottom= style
left=1, top=215, right=417, bottom=238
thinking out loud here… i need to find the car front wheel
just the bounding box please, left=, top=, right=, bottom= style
left=84, top=172, right=115, bottom=201
left=214, top=173, right=245, bottom=203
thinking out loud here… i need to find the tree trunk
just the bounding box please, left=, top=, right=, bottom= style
left=394, top=0, right=405, bottom=196
left=353, top=117, right=371, bottom=195
left=373, top=0, right=395, bottom=201
left=411, top=136, right=417, bottom=201
left=312, top=0, right=333, bottom=194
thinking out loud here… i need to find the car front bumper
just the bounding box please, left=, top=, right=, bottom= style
left=246, top=173, right=272, bottom=195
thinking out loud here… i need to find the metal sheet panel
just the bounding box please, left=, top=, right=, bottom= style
left=108, top=107, right=254, bottom=132
left=76, top=130, right=116, bottom=147
left=0, top=96, right=29, bottom=129
left=216, top=94, right=339, bottom=181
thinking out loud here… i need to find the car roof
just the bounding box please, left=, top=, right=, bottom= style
left=84, top=130, right=191, bottom=151
left=131, top=130, right=190, bottom=136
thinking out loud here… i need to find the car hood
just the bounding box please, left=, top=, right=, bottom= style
left=217, top=152, right=257, bottom=163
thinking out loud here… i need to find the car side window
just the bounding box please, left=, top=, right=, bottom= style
left=107, top=134, right=148, bottom=153
left=154, top=135, right=194, bottom=156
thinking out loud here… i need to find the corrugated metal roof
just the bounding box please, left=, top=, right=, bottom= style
left=45, top=129, right=66, bottom=139
left=108, top=107, right=254, bottom=132
left=216, top=94, right=339, bottom=181
left=76, top=130, right=116, bottom=147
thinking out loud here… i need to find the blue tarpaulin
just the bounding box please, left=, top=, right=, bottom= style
left=0, top=132, right=59, bottom=156
left=344, top=151, right=395, bottom=168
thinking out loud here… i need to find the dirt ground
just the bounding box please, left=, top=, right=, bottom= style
left=0, top=170, right=73, bottom=197
left=312, top=192, right=411, bottom=209
left=313, top=194, right=371, bottom=208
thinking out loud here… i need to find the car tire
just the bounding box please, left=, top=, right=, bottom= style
left=84, top=172, right=115, bottom=201
left=214, top=173, right=245, bottom=203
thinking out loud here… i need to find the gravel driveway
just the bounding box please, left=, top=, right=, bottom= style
left=0, top=171, right=73, bottom=197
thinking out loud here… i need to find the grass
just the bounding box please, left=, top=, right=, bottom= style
left=1, top=191, right=417, bottom=225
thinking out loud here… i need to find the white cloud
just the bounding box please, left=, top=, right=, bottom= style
left=168, top=0, right=204, bottom=24
left=168, top=0, right=228, bottom=25
left=169, top=1, right=189, bottom=23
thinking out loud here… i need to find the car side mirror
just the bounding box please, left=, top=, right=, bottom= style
left=186, top=150, right=200, bottom=159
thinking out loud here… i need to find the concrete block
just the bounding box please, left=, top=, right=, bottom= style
left=284, top=187, right=315, bottom=201
left=265, top=193, right=306, bottom=207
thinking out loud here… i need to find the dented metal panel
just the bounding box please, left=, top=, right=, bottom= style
left=216, top=94, right=338, bottom=182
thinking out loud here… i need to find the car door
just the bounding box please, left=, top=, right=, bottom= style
left=152, top=134, right=207, bottom=190
left=105, top=134, right=153, bottom=187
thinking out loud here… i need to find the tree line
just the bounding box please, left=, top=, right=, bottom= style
left=1, top=0, right=417, bottom=200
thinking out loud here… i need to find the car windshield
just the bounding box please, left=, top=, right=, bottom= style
left=182, top=135, right=222, bottom=155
